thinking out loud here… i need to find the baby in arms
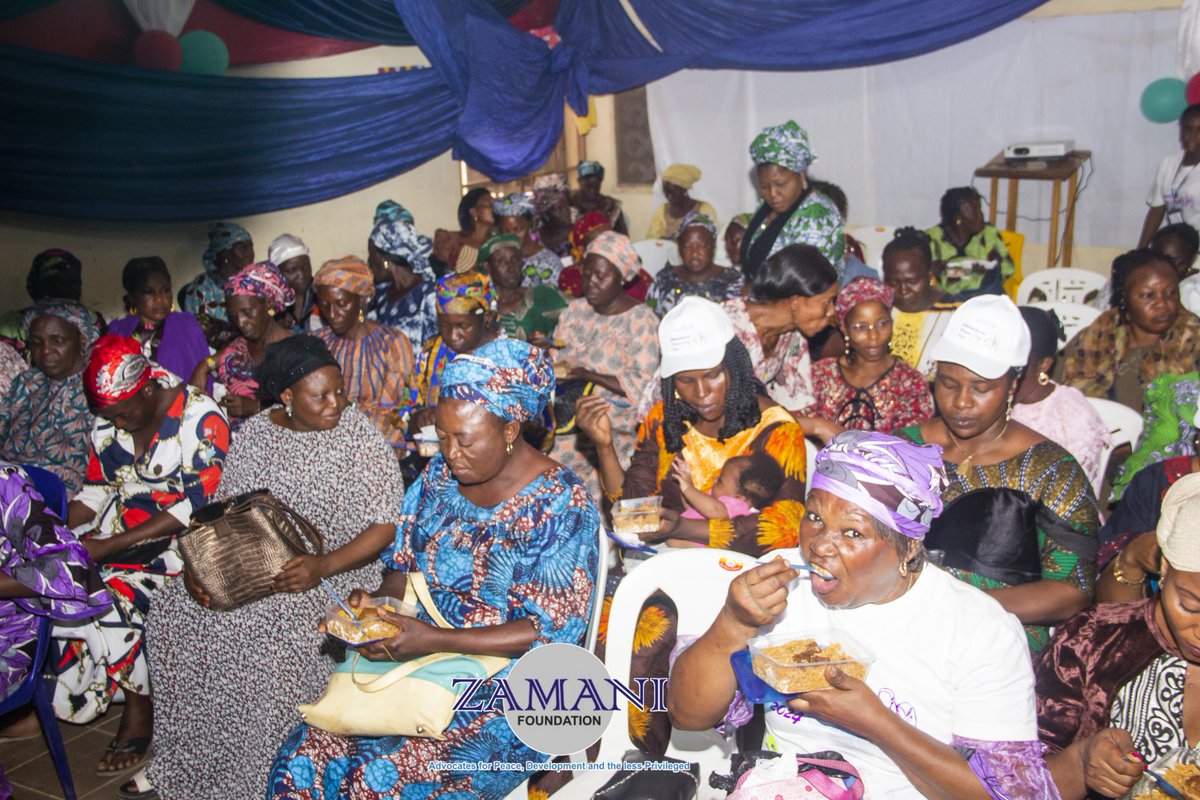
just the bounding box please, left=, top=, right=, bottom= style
left=673, top=454, right=784, bottom=520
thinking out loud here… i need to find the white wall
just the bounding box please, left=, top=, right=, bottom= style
left=645, top=8, right=1181, bottom=274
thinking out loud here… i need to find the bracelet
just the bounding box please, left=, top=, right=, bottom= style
left=1112, top=557, right=1147, bottom=586
left=205, top=356, right=217, bottom=369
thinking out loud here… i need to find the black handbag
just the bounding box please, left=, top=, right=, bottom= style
left=591, top=750, right=699, bottom=800
left=553, top=379, right=595, bottom=435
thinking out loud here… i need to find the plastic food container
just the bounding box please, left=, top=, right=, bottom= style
left=324, top=596, right=417, bottom=646
left=413, top=425, right=440, bottom=458
left=748, top=628, right=874, bottom=693
left=611, top=496, right=663, bottom=537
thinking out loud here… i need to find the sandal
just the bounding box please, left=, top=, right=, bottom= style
left=96, top=736, right=151, bottom=776
left=117, top=768, right=158, bottom=800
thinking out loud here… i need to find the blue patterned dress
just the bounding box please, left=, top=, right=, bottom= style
left=369, top=279, right=439, bottom=353
left=269, top=455, right=599, bottom=800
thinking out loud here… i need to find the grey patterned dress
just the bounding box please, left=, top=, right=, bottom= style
left=144, top=405, right=404, bottom=800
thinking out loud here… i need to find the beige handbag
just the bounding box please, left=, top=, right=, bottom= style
left=298, top=573, right=511, bottom=739
left=180, top=490, right=324, bottom=612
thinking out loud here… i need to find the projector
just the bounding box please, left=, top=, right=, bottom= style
left=1004, top=140, right=1075, bottom=161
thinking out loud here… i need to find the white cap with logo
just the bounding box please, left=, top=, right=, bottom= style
left=268, top=234, right=308, bottom=266
left=928, top=294, right=1031, bottom=380
left=658, top=296, right=736, bottom=378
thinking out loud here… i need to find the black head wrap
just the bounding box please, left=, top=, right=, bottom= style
left=256, top=335, right=339, bottom=403
left=1018, top=305, right=1066, bottom=363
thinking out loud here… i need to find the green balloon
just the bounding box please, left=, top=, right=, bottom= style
left=1141, top=77, right=1187, bottom=124
left=179, top=30, right=229, bottom=76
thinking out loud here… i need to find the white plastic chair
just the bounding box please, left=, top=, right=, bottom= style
left=845, top=225, right=897, bottom=268
left=501, top=524, right=610, bottom=800
left=563, top=548, right=755, bottom=798
left=1027, top=301, right=1101, bottom=348
left=632, top=238, right=679, bottom=278
left=1087, top=397, right=1145, bottom=488
left=1016, top=267, right=1108, bottom=305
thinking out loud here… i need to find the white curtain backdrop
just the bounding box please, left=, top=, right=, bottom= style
left=646, top=10, right=1179, bottom=255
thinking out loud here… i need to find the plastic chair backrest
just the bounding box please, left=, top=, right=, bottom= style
left=1027, top=301, right=1101, bottom=349
left=632, top=238, right=679, bottom=278
left=1017, top=267, right=1107, bottom=305
left=585, top=527, right=611, bottom=653
left=1087, top=397, right=1145, bottom=486
left=598, top=548, right=755, bottom=764
left=21, top=464, right=67, bottom=520
left=999, top=229, right=1025, bottom=301
left=845, top=225, right=897, bottom=268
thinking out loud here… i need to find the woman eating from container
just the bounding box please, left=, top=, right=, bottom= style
left=670, top=431, right=1056, bottom=798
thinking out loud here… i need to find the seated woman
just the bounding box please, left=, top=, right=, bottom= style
left=926, top=186, right=1015, bottom=297
left=577, top=296, right=808, bottom=751
left=433, top=188, right=494, bottom=274
left=719, top=243, right=838, bottom=415
left=1151, top=221, right=1199, bottom=281
left=799, top=278, right=933, bottom=444
left=409, top=271, right=502, bottom=431
left=741, top=120, right=845, bottom=282
left=312, top=257, right=415, bottom=450
left=494, top=192, right=565, bottom=288
left=179, top=221, right=254, bottom=349
left=0, top=461, right=110, bottom=794
left=1011, top=305, right=1111, bottom=496
left=140, top=336, right=404, bottom=800
left=1059, top=248, right=1200, bottom=410
left=366, top=210, right=439, bottom=351
left=532, top=173, right=573, bottom=258
left=724, top=213, right=751, bottom=269
left=570, top=160, right=628, bottom=235
left=884, top=227, right=964, bottom=378
left=646, top=163, right=717, bottom=240
left=553, top=232, right=660, bottom=498
left=899, top=295, right=1099, bottom=652
left=108, top=257, right=210, bottom=383
left=1039, top=474, right=1200, bottom=799
left=189, top=261, right=294, bottom=429
left=557, top=211, right=610, bottom=298
left=483, top=234, right=567, bottom=343
left=646, top=212, right=743, bottom=318
left=268, top=234, right=319, bottom=333
left=268, top=339, right=599, bottom=800
left=0, top=302, right=99, bottom=494
left=0, top=249, right=105, bottom=347
left=671, top=431, right=1054, bottom=798
left=52, top=335, right=228, bottom=775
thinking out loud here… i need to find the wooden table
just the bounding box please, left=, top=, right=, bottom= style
left=974, top=150, right=1091, bottom=269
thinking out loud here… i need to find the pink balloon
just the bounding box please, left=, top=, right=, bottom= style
left=133, top=30, right=183, bottom=72
left=1188, top=72, right=1200, bottom=106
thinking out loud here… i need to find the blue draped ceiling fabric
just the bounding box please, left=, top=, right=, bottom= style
left=0, top=0, right=1047, bottom=220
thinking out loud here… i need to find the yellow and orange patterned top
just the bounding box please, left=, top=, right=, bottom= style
left=622, top=402, right=807, bottom=554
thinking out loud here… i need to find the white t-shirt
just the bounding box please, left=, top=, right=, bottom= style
left=761, top=566, right=1036, bottom=799
left=1148, top=152, right=1200, bottom=230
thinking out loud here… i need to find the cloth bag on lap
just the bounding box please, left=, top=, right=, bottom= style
left=298, top=572, right=511, bottom=739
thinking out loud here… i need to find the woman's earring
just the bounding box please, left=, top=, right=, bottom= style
left=505, top=439, right=514, bottom=456
left=929, top=275, right=938, bottom=287
left=1005, top=394, right=1014, bottom=421
left=357, top=308, right=365, bottom=324
left=843, top=341, right=852, bottom=358
left=285, top=404, right=293, bottom=417
left=1037, top=371, right=1050, bottom=386
left=887, top=339, right=893, bottom=354
left=673, top=388, right=681, bottom=400
left=898, top=561, right=909, bottom=578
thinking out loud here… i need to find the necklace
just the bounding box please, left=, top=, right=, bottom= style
left=944, top=420, right=1008, bottom=473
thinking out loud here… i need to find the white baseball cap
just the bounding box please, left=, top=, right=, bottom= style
left=928, top=294, right=1031, bottom=380
left=658, top=296, right=736, bottom=377
left=268, top=234, right=308, bottom=265
left=1158, top=472, right=1200, bottom=571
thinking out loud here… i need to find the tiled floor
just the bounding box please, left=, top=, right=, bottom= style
left=0, top=710, right=130, bottom=800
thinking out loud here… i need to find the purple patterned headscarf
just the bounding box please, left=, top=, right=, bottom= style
left=810, top=430, right=948, bottom=540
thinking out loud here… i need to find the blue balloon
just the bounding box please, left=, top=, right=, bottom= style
left=179, top=30, right=229, bottom=76
left=1141, top=77, right=1187, bottom=124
